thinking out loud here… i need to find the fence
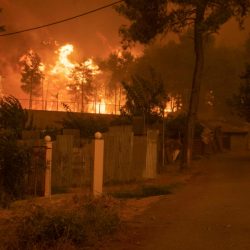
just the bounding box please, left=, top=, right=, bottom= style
left=52, top=132, right=93, bottom=192
left=21, top=127, right=159, bottom=196
left=19, top=99, right=122, bottom=114
left=104, top=127, right=159, bottom=183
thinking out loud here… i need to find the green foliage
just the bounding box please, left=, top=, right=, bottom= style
left=61, top=112, right=109, bottom=138
left=0, top=95, right=33, bottom=137
left=3, top=196, right=120, bottom=249
left=229, top=64, right=250, bottom=122
left=121, top=68, right=169, bottom=124
left=0, top=131, right=32, bottom=201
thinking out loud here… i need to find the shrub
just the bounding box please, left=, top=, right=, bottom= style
left=0, top=95, right=33, bottom=138
left=165, top=113, right=203, bottom=140
left=2, top=196, right=121, bottom=250
left=60, top=112, right=109, bottom=138
left=0, top=130, right=32, bottom=201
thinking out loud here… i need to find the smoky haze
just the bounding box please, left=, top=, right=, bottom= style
left=0, top=0, right=249, bottom=98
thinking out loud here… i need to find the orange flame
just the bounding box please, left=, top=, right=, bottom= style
left=51, top=44, right=74, bottom=76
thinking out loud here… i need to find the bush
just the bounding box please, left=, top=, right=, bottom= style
left=2, top=196, right=120, bottom=250
left=61, top=112, right=109, bottom=138
left=165, top=113, right=203, bottom=140
left=0, top=95, right=33, bottom=138
left=0, top=131, right=32, bottom=201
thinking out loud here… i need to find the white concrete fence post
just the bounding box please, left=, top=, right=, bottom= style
left=93, top=132, right=104, bottom=197
left=44, top=135, right=52, bottom=198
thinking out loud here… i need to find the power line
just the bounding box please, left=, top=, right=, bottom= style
left=0, top=0, right=124, bottom=37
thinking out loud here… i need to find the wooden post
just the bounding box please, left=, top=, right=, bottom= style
left=44, top=135, right=52, bottom=198
left=93, top=132, right=104, bottom=197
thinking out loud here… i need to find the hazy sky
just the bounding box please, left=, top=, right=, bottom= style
left=0, top=0, right=249, bottom=97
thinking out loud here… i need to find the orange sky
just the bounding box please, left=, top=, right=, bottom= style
left=1, top=0, right=249, bottom=55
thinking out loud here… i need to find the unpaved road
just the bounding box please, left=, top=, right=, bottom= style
left=103, top=151, right=250, bottom=250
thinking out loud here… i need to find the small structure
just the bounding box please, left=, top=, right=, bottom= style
left=199, top=119, right=250, bottom=152
left=223, top=128, right=249, bottom=151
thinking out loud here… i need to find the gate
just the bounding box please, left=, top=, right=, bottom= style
left=24, top=140, right=46, bottom=196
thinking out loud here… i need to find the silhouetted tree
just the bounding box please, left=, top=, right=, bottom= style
left=0, top=131, right=32, bottom=200
left=100, top=50, right=134, bottom=91
left=0, top=96, right=33, bottom=201
left=121, top=68, right=169, bottom=123
left=0, top=95, right=33, bottom=137
left=67, top=62, right=94, bottom=112
left=99, top=50, right=134, bottom=111
left=116, top=0, right=250, bottom=167
left=19, top=50, right=44, bottom=109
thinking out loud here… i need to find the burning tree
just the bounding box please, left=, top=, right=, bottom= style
left=19, top=50, right=44, bottom=109
left=100, top=50, right=134, bottom=113
left=67, top=59, right=100, bottom=112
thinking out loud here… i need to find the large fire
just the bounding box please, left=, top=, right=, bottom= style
left=51, top=44, right=74, bottom=76
left=42, top=43, right=108, bottom=113
left=15, top=43, right=179, bottom=116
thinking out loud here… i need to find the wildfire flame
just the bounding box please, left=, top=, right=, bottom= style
left=51, top=44, right=74, bottom=76
left=19, top=50, right=45, bottom=71
left=16, top=44, right=148, bottom=115
left=83, top=58, right=100, bottom=75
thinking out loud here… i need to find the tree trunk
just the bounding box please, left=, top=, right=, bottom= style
left=181, top=6, right=205, bottom=168
left=81, top=81, right=84, bottom=113
left=29, top=78, right=33, bottom=110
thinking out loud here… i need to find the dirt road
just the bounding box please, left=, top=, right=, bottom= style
left=103, top=151, right=250, bottom=250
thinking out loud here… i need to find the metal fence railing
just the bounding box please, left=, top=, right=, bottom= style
left=18, top=99, right=122, bottom=114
